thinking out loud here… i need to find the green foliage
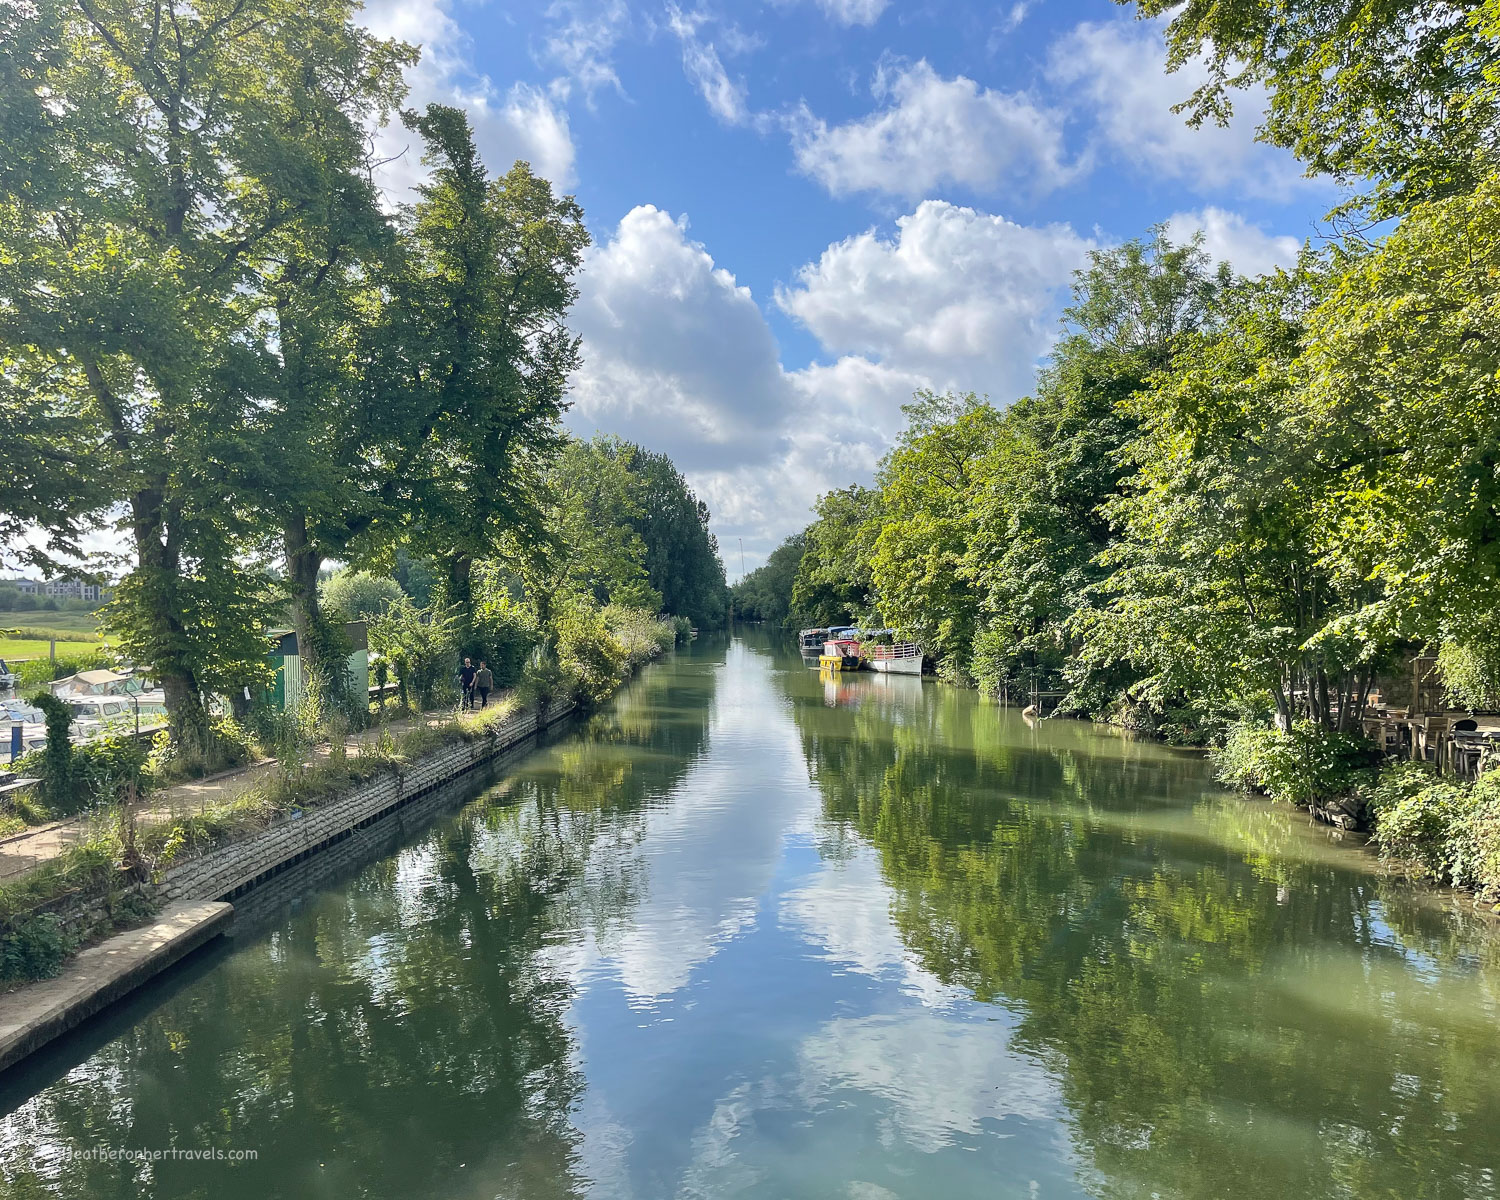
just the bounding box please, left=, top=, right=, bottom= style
left=27, top=691, right=73, bottom=811
left=1121, top=0, right=1496, bottom=218
left=732, top=533, right=806, bottom=624
left=320, top=571, right=404, bottom=622
left=1369, top=766, right=1500, bottom=896
left=13, top=647, right=111, bottom=690
left=554, top=595, right=628, bottom=704
left=1438, top=624, right=1500, bottom=712
left=602, top=605, right=677, bottom=667
left=624, top=447, right=730, bottom=627
left=1215, top=721, right=1375, bottom=808
left=791, top=485, right=882, bottom=628
left=464, top=564, right=540, bottom=689
left=0, top=912, right=76, bottom=982
left=368, top=598, right=461, bottom=711
left=1369, top=763, right=1476, bottom=881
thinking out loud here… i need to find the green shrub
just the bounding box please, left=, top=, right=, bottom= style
left=14, top=647, right=111, bottom=689
left=0, top=912, right=77, bottom=981
left=369, top=598, right=460, bottom=710
left=517, top=647, right=570, bottom=709
left=146, top=715, right=258, bottom=785
left=71, top=735, right=152, bottom=806
left=555, top=597, right=627, bottom=703
left=672, top=615, right=693, bottom=644
left=465, top=592, right=539, bottom=689
left=1451, top=772, right=1500, bottom=896
left=602, top=605, right=674, bottom=667
left=320, top=569, right=403, bottom=622
left=1370, top=763, right=1475, bottom=881
left=1215, top=720, right=1375, bottom=807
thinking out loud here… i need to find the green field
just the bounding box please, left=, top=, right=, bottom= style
left=0, top=637, right=102, bottom=662
left=0, top=611, right=102, bottom=638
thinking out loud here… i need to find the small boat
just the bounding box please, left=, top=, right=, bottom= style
left=821, top=632, right=863, bottom=672
left=866, top=642, right=923, bottom=676
left=1, top=698, right=45, bottom=725
left=799, top=628, right=830, bottom=658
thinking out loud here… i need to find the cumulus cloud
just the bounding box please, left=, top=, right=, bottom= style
left=791, top=61, right=1073, bottom=200
left=568, top=205, right=792, bottom=469
left=1165, top=207, right=1304, bottom=279
left=569, top=201, right=1091, bottom=568
left=776, top=200, right=1092, bottom=399
left=1048, top=21, right=1309, bottom=199
left=362, top=0, right=577, bottom=198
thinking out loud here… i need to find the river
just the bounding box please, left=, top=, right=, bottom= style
left=2, top=631, right=1498, bottom=1199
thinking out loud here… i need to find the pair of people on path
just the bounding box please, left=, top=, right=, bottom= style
left=459, top=657, right=494, bottom=709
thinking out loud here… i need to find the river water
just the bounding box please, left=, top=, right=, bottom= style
left=2, top=632, right=1498, bottom=1199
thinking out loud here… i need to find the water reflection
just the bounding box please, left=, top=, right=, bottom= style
left=1, top=632, right=1498, bottom=1199
left=784, top=636, right=1500, bottom=1199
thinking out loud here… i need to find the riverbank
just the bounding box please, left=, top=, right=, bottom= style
left=0, top=901, right=230, bottom=1073
left=0, top=692, right=579, bottom=1068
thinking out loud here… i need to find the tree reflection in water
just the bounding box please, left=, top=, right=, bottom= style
left=784, top=658, right=1500, bottom=1200
left=0, top=646, right=723, bottom=1200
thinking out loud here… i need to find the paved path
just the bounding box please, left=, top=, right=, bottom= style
left=0, top=705, right=492, bottom=884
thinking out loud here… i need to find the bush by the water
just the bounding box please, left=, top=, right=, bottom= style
left=1372, top=766, right=1500, bottom=896
left=1214, top=721, right=1375, bottom=808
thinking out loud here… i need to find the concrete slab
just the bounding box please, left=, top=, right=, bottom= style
left=0, top=900, right=232, bottom=1073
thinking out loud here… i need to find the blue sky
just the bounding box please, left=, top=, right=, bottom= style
left=362, top=0, right=1339, bottom=576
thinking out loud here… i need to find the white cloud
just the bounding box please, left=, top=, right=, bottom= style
left=362, top=0, right=577, bottom=198
left=797, top=1012, right=1068, bottom=1154
left=666, top=5, right=751, bottom=125
left=570, top=201, right=1092, bottom=568
left=541, top=0, right=630, bottom=103
left=568, top=205, right=791, bottom=470
left=809, top=0, right=889, bottom=25
left=790, top=61, right=1074, bottom=200
left=1165, top=207, right=1304, bottom=279
left=776, top=200, right=1092, bottom=398
left=1048, top=20, right=1310, bottom=199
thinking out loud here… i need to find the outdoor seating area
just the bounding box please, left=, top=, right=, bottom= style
left=1358, top=659, right=1499, bottom=781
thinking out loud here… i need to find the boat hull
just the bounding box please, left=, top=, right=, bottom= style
left=870, top=656, right=922, bottom=675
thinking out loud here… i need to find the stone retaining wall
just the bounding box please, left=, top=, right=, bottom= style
left=160, top=699, right=575, bottom=904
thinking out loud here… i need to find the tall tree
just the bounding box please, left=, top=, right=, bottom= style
left=790, top=484, right=883, bottom=629
left=396, top=106, right=589, bottom=621
left=867, top=391, right=998, bottom=682
left=0, top=0, right=410, bottom=738
left=965, top=229, right=1228, bottom=702
left=1122, top=0, right=1499, bottom=216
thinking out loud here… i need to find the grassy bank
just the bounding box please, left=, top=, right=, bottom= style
left=0, top=628, right=679, bottom=984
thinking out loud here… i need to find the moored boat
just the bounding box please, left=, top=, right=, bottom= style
left=799, top=628, right=830, bottom=658
left=866, top=642, right=923, bottom=675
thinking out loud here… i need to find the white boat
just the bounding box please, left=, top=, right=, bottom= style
left=866, top=642, right=923, bottom=676
left=1, top=699, right=46, bottom=725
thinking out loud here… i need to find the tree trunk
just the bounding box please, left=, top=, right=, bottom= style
left=285, top=512, right=329, bottom=694
left=132, top=483, right=208, bottom=744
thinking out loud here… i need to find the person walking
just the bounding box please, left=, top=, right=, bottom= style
left=475, top=661, right=494, bottom=709
left=459, top=657, right=477, bottom=710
